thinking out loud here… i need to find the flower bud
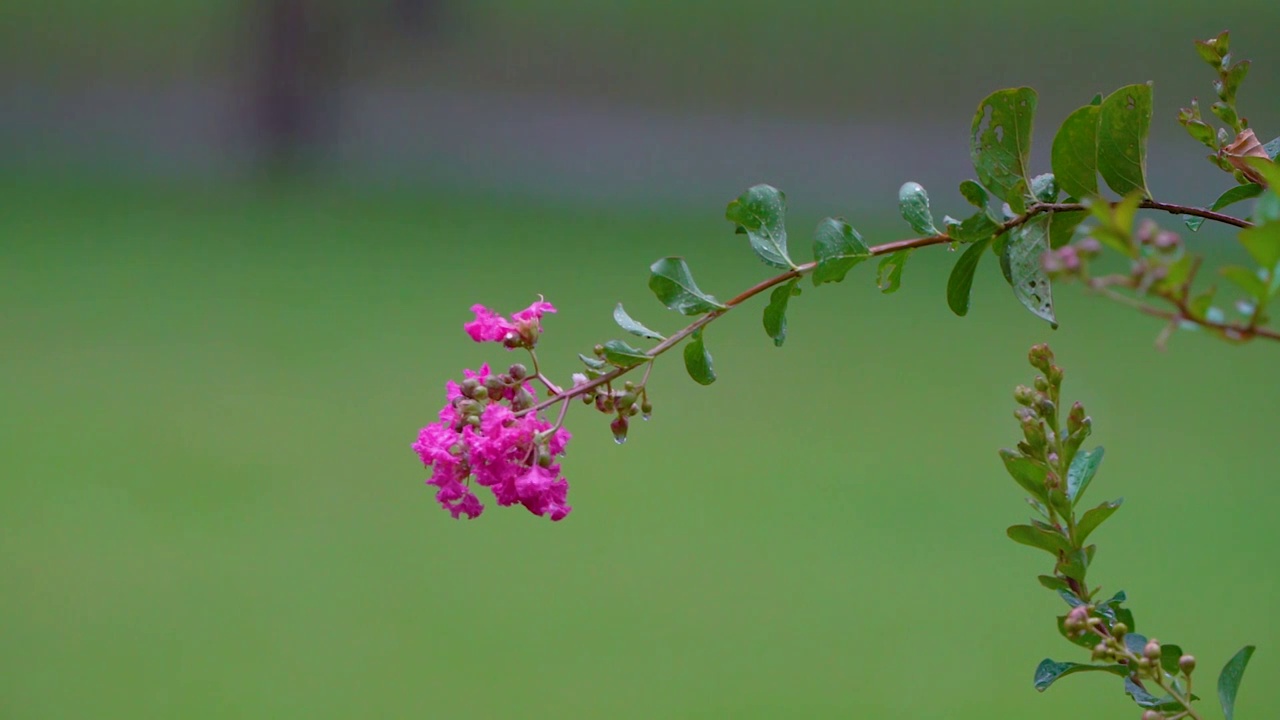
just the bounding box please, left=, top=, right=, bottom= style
left=627, top=403, right=639, bottom=417
left=617, top=391, right=637, bottom=408
left=1021, top=418, right=1047, bottom=451
left=611, top=416, right=629, bottom=445
left=595, top=394, right=608, bottom=413
left=1178, top=654, right=1196, bottom=675
left=1034, top=375, right=1050, bottom=392
left=1035, top=397, right=1056, bottom=420
left=1143, top=640, right=1162, bottom=660
left=1136, top=218, right=1158, bottom=245
left=582, top=393, right=595, bottom=405
left=1014, top=385, right=1036, bottom=406
left=640, top=400, right=653, bottom=420
left=484, top=376, right=506, bottom=397
left=457, top=399, right=482, bottom=417
left=1076, top=236, right=1102, bottom=256
left=1153, top=229, right=1180, bottom=252
left=1067, top=402, right=1087, bottom=433
left=1028, top=344, right=1055, bottom=373
left=471, top=384, right=489, bottom=401
left=508, top=363, right=529, bottom=381
left=459, top=378, right=481, bottom=397
left=1138, top=657, right=1151, bottom=670
left=1092, top=643, right=1110, bottom=661
left=1112, top=623, right=1128, bottom=638
left=1142, top=711, right=1162, bottom=720
left=593, top=344, right=605, bottom=357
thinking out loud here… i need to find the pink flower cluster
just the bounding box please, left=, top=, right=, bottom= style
left=413, top=300, right=571, bottom=521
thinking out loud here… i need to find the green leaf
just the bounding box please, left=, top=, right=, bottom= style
left=1038, top=575, right=1070, bottom=592
left=1076, top=498, right=1122, bottom=544
left=683, top=329, right=716, bottom=385
left=947, top=211, right=1000, bottom=243
left=1218, top=645, right=1256, bottom=720
left=578, top=353, right=607, bottom=370
left=1034, top=660, right=1128, bottom=692
left=876, top=249, right=912, bottom=294
left=1006, top=215, right=1057, bottom=327
left=613, top=303, right=665, bottom=341
left=1031, top=173, right=1058, bottom=203
left=1067, top=447, right=1105, bottom=505
left=1088, top=192, right=1142, bottom=258
left=1051, top=104, right=1101, bottom=199
left=899, top=182, right=939, bottom=235
left=1223, top=60, right=1250, bottom=104
left=726, top=184, right=794, bottom=269
left=1007, top=524, right=1072, bottom=555
left=1186, top=183, right=1264, bottom=231
left=1057, top=615, right=1103, bottom=649
left=1000, top=450, right=1050, bottom=504
left=1048, top=210, right=1088, bottom=249
left=971, top=87, right=1038, bottom=213
left=959, top=180, right=990, bottom=209
left=763, top=278, right=799, bottom=347
left=1125, top=677, right=1183, bottom=712
left=1239, top=222, right=1280, bottom=278
left=1264, top=136, right=1280, bottom=161
left=1220, top=266, right=1268, bottom=302
left=947, top=238, right=991, bottom=316
left=1256, top=193, right=1280, bottom=226
left=600, top=339, right=650, bottom=368
left=1160, top=644, right=1185, bottom=675
left=1243, top=158, right=1280, bottom=192
left=1098, top=84, right=1154, bottom=198
left=648, top=257, right=726, bottom=315
left=812, top=218, right=871, bottom=285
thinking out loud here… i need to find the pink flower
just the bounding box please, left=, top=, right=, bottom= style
left=413, top=365, right=572, bottom=521
left=464, top=298, right=557, bottom=349
left=464, top=306, right=517, bottom=344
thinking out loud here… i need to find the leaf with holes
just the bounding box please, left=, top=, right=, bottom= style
left=1098, top=84, right=1153, bottom=198
left=971, top=88, right=1038, bottom=213
left=726, top=184, right=794, bottom=269
left=1052, top=104, right=1101, bottom=200
left=877, top=249, right=912, bottom=294
left=1006, top=215, right=1057, bottom=327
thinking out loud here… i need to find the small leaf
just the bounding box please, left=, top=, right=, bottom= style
left=1052, top=104, right=1101, bottom=199
left=683, top=329, right=716, bottom=385
left=726, top=184, right=794, bottom=269
left=947, top=239, right=991, bottom=316
left=1239, top=222, right=1280, bottom=277
left=1048, top=210, right=1088, bottom=249
left=971, top=87, right=1038, bottom=213
left=1098, top=84, right=1154, bottom=198
left=1088, top=193, right=1142, bottom=258
left=1264, top=136, right=1280, bottom=161
left=578, top=353, right=607, bottom=370
left=1218, top=645, right=1256, bottom=720
left=1031, top=173, right=1058, bottom=202
left=1067, top=447, right=1105, bottom=505
left=1220, top=266, right=1268, bottom=302
left=1038, top=575, right=1070, bottom=592
left=763, top=278, right=799, bottom=347
left=899, top=182, right=939, bottom=235
left=812, top=218, right=871, bottom=285
left=600, top=339, right=650, bottom=368
left=1034, top=660, right=1128, bottom=692
left=1125, top=677, right=1183, bottom=711
left=1007, top=524, right=1072, bottom=556
left=959, top=180, right=990, bottom=209
left=1007, top=215, right=1057, bottom=327
left=946, top=211, right=1000, bottom=243
left=1160, top=644, right=1184, bottom=675
left=649, top=257, right=726, bottom=315
left=613, top=303, right=666, bottom=341
left=1186, top=183, right=1264, bottom=231
left=1076, top=498, right=1122, bottom=544
left=1000, top=450, right=1050, bottom=504
left=876, top=250, right=912, bottom=294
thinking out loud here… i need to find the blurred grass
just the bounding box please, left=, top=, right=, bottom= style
left=1, top=179, right=1278, bottom=718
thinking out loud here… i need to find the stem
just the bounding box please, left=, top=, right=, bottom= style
left=1153, top=675, right=1204, bottom=720
left=518, top=198, right=1257, bottom=418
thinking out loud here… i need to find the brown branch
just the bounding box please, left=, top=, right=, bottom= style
left=518, top=196, right=1261, bottom=417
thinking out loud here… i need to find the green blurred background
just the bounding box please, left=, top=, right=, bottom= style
left=2, top=3, right=1278, bottom=718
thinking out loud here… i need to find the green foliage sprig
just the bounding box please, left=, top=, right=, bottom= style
left=1004, top=344, right=1254, bottom=719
